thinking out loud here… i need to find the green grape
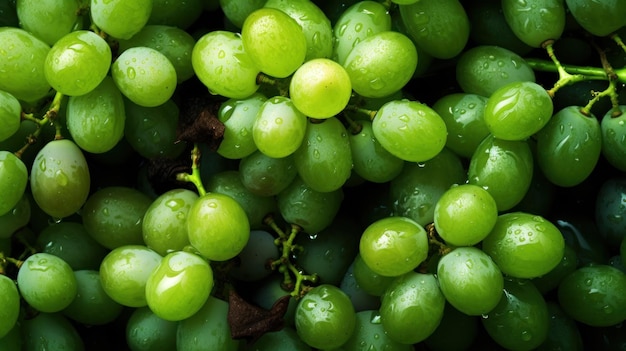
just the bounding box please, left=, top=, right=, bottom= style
left=277, top=176, right=343, bottom=234
left=565, top=0, right=626, bottom=37
left=595, top=177, right=626, bottom=247
left=349, top=120, right=405, bottom=183
left=99, top=245, right=162, bottom=307
left=177, top=296, right=241, bottom=351
left=142, top=189, right=196, bottom=256
left=482, top=212, right=565, bottom=279
left=21, top=313, right=85, bottom=351
left=0, top=90, right=21, bottom=142
left=206, top=170, right=278, bottom=229
left=456, top=45, right=536, bottom=97
left=30, top=139, right=90, bottom=219
left=465, top=0, right=533, bottom=55
left=82, top=186, right=153, bottom=249
left=339, top=261, right=382, bottom=313
left=501, top=0, right=566, bottom=48
left=219, top=0, right=266, bottom=28
left=531, top=244, right=578, bottom=294
left=0, top=194, right=29, bottom=239
left=124, top=98, right=185, bottom=159
left=390, top=148, right=466, bottom=226
left=372, top=99, right=447, bottom=162
left=146, top=251, right=213, bottom=321
left=0, top=151, right=28, bottom=216
left=252, top=96, right=307, bottom=158
left=242, top=7, right=307, bottom=78
left=289, top=58, right=352, bottom=118
left=431, top=93, right=490, bottom=159
left=484, top=81, right=553, bottom=141
left=437, top=247, right=504, bottom=316
left=36, top=222, right=108, bottom=271
left=0, top=275, right=19, bottom=339
left=352, top=253, right=395, bottom=296
left=147, top=0, right=203, bottom=29
left=331, top=1, right=392, bottom=64
left=536, top=106, right=602, bottom=187
left=600, top=106, right=626, bottom=171
left=294, top=117, right=353, bottom=193
left=17, top=252, right=77, bottom=312
left=482, top=278, right=549, bottom=350
left=424, top=303, right=479, bottom=351
left=0, top=27, right=51, bottom=102
left=399, top=0, right=469, bottom=59
left=380, top=272, right=445, bottom=344
left=112, top=47, right=177, bottom=107
left=359, top=216, right=428, bottom=277
left=217, top=92, right=266, bottom=159
left=295, top=284, right=356, bottom=350
left=90, top=0, right=153, bottom=39
left=192, top=30, right=260, bottom=98
left=558, top=265, right=626, bottom=327
left=66, top=76, right=125, bottom=153
left=537, top=302, right=584, bottom=351
left=343, top=31, right=417, bottom=98
left=0, top=324, right=21, bottom=351
left=229, top=229, right=276, bottom=282
left=238, top=150, right=298, bottom=196
left=247, top=327, right=312, bottom=351
left=434, top=184, right=498, bottom=247
left=126, top=306, right=178, bottom=351
left=63, top=270, right=124, bottom=325
left=118, top=25, right=196, bottom=83
left=16, top=0, right=78, bottom=46
left=342, top=310, right=412, bottom=351
left=468, top=135, right=534, bottom=211
left=187, top=192, right=250, bottom=261
left=44, top=30, right=112, bottom=97
left=264, top=0, right=333, bottom=61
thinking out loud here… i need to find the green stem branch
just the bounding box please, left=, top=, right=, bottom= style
left=176, top=143, right=207, bottom=196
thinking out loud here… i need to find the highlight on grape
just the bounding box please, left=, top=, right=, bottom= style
left=1, top=0, right=626, bottom=350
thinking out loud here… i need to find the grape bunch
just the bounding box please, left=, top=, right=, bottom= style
left=1, top=0, right=626, bottom=350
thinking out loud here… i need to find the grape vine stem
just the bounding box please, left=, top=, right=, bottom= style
left=176, top=143, right=207, bottom=196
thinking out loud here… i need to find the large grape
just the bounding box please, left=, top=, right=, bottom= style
left=16, top=0, right=79, bottom=46
left=565, top=0, right=626, bottom=37
left=90, top=0, right=153, bottom=39
left=502, top=0, right=566, bottom=48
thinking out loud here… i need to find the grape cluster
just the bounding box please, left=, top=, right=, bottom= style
left=1, top=0, right=626, bottom=350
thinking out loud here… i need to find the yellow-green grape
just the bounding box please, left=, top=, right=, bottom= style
left=16, top=0, right=79, bottom=46
left=90, top=0, right=153, bottom=40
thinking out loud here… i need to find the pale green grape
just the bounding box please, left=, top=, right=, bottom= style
left=294, top=117, right=353, bottom=193
left=17, top=253, right=77, bottom=313
left=0, top=90, right=21, bottom=142
left=289, top=58, right=352, bottom=118
left=219, top=0, right=266, bottom=28
left=112, top=47, right=177, bottom=107
left=253, top=96, right=307, bottom=158
left=343, top=31, right=417, bottom=98
left=0, top=275, right=19, bottom=339
left=217, top=92, right=266, bottom=159
left=372, top=99, right=447, bottom=162
left=90, top=0, right=153, bottom=39
left=63, top=270, right=124, bottom=325
left=44, top=30, right=112, bottom=97
left=192, top=30, right=260, bottom=99
left=16, top=0, right=79, bottom=45
left=349, top=120, right=405, bottom=183
left=0, top=151, right=28, bottom=216
left=0, top=27, right=51, bottom=102
left=66, top=76, right=126, bottom=153
left=241, top=7, right=307, bottom=78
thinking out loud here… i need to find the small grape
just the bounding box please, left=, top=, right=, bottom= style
left=17, top=253, right=77, bottom=313
left=90, top=0, right=152, bottom=39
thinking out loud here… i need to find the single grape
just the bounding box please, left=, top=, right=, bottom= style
left=437, top=247, right=504, bottom=316
left=36, top=222, right=108, bottom=271
left=228, top=229, right=276, bottom=282
left=482, top=212, right=565, bottom=279
left=29, top=139, right=91, bottom=219
left=0, top=90, right=21, bottom=142
left=252, top=96, right=307, bottom=158
left=601, top=106, right=626, bottom=171
left=380, top=272, right=445, bottom=344
left=501, top=0, right=566, bottom=48
left=238, top=150, right=298, bottom=196
left=352, top=253, right=395, bottom=296
left=339, top=261, right=383, bottom=313
left=0, top=151, right=28, bottom=216
left=217, top=92, right=266, bottom=159
left=434, top=184, right=498, bottom=247
left=295, top=284, right=356, bottom=350
left=112, top=47, right=177, bottom=107
left=176, top=296, right=241, bottom=351
left=90, top=0, right=153, bottom=39
left=565, top=0, right=626, bottom=37
left=0, top=275, right=19, bottom=339
left=99, top=245, right=162, bottom=307
left=187, top=192, right=250, bottom=261
left=595, top=177, right=626, bottom=247
left=289, top=58, right=352, bottom=118
left=294, top=117, right=353, bottom=193
left=359, top=216, right=428, bottom=277
left=536, top=302, right=584, bottom=351
left=147, top=0, right=203, bottom=29
left=372, top=99, right=447, bottom=162
left=16, top=0, right=78, bottom=46
left=17, top=252, right=77, bottom=313
left=63, top=270, right=124, bottom=325
left=219, top=0, right=266, bottom=28
left=44, top=30, right=112, bottom=96
left=343, top=31, right=417, bottom=98
left=483, top=81, right=553, bottom=141
left=192, top=30, right=260, bottom=99
left=241, top=7, right=307, bottom=78
left=21, top=313, right=84, bottom=351
left=247, top=327, right=311, bottom=351
left=126, top=306, right=178, bottom=351
left=0, top=194, right=30, bottom=239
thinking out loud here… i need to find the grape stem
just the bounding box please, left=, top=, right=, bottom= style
left=580, top=79, right=620, bottom=117
left=176, top=143, right=207, bottom=196
left=343, top=104, right=377, bottom=121
left=611, top=33, right=626, bottom=54
left=256, top=73, right=290, bottom=97
left=14, top=91, right=65, bottom=158
left=540, top=40, right=590, bottom=97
